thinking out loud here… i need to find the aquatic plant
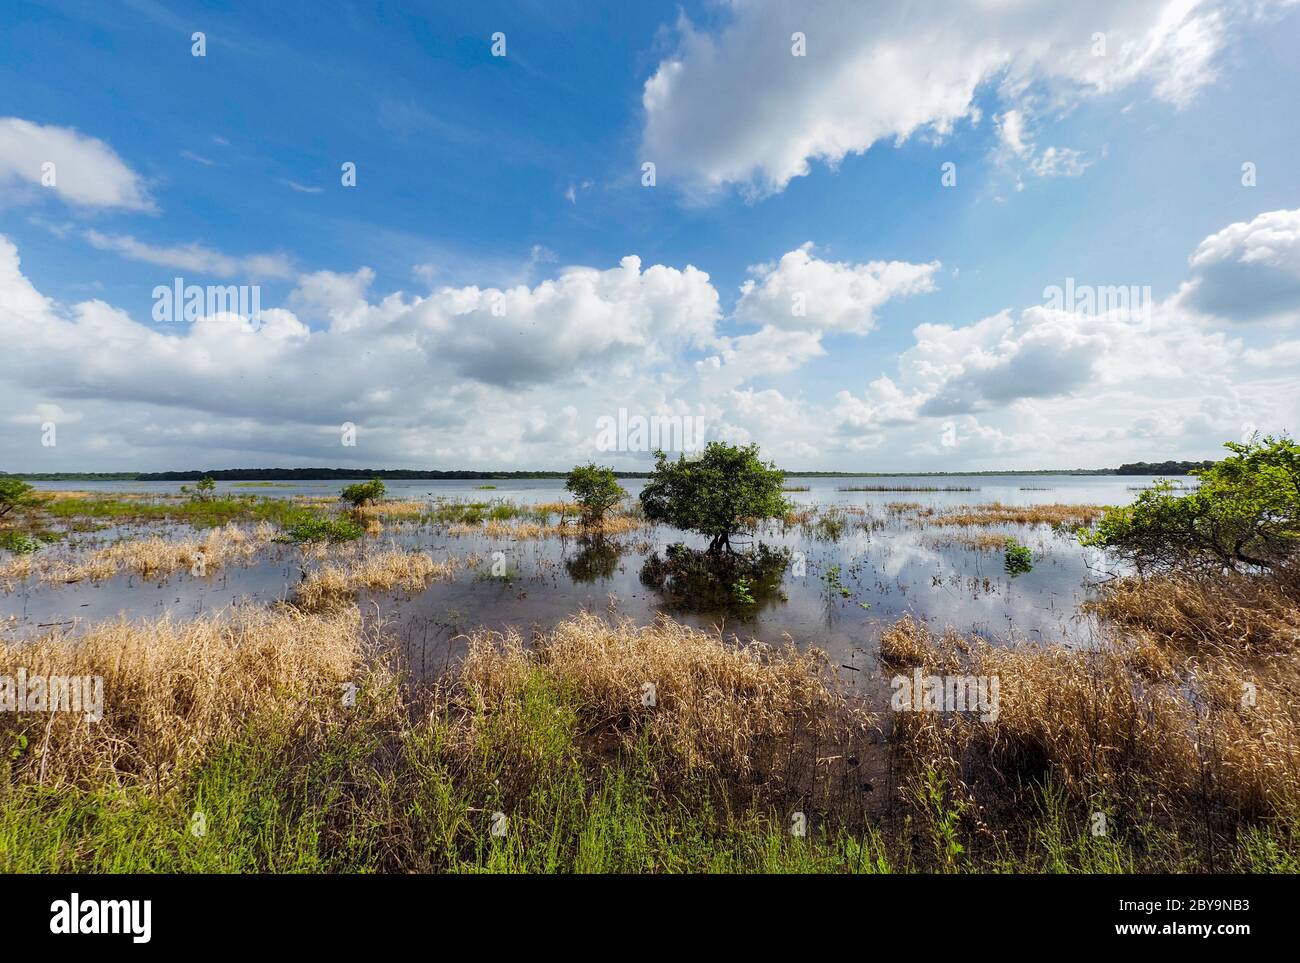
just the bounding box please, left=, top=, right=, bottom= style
left=929, top=502, right=1106, bottom=528
left=295, top=549, right=463, bottom=611
left=821, top=563, right=853, bottom=600
left=838, top=485, right=977, bottom=492
left=277, top=514, right=364, bottom=544
left=0, top=531, right=41, bottom=555
left=1003, top=538, right=1033, bottom=576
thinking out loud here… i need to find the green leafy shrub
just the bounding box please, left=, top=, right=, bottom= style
left=0, top=478, right=38, bottom=520
left=180, top=476, right=217, bottom=502
left=1003, top=538, right=1033, bottom=576
left=565, top=464, right=625, bottom=525
left=639, top=443, right=786, bottom=554
left=339, top=478, right=386, bottom=508
left=277, top=514, right=364, bottom=544
left=0, top=531, right=41, bottom=554
left=1080, top=435, right=1300, bottom=572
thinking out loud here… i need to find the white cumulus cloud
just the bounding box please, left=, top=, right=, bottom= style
left=641, top=0, right=1259, bottom=198
left=0, top=117, right=153, bottom=211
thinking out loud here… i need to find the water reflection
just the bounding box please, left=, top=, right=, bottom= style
left=565, top=537, right=623, bottom=583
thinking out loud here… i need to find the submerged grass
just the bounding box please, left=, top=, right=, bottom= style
left=36, top=494, right=309, bottom=529
left=1, top=522, right=279, bottom=588
left=924, top=531, right=1017, bottom=552
left=839, top=485, right=977, bottom=492
left=928, top=502, right=1107, bottom=528
left=447, top=514, right=643, bottom=540
left=293, top=549, right=466, bottom=611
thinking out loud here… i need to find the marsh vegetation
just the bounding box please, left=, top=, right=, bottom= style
left=1, top=439, right=1297, bottom=872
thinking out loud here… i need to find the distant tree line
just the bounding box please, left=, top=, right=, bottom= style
left=0, top=472, right=141, bottom=481
left=1114, top=460, right=1216, bottom=476
left=131, top=468, right=651, bottom=481
left=0, top=463, right=1212, bottom=481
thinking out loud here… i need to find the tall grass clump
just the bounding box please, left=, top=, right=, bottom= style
left=879, top=567, right=1300, bottom=868
left=929, top=503, right=1107, bottom=528
left=0, top=604, right=365, bottom=790
left=1, top=523, right=278, bottom=588
left=277, top=513, right=363, bottom=544
left=293, top=549, right=464, bottom=611
left=0, top=605, right=882, bottom=873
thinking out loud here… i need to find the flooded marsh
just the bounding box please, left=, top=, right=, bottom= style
left=0, top=475, right=1153, bottom=690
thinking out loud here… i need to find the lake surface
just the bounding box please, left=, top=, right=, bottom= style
left=29, top=473, right=1167, bottom=508
left=3, top=475, right=1178, bottom=690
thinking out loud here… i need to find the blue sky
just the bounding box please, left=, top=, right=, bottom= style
left=2, top=0, right=1299, bottom=471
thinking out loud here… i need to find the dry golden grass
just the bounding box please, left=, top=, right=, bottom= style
left=2, top=603, right=874, bottom=833
left=448, top=516, right=642, bottom=540
left=534, top=501, right=580, bottom=516
left=885, top=501, right=922, bottom=513
left=0, top=604, right=366, bottom=789
left=881, top=570, right=1300, bottom=819
left=879, top=615, right=963, bottom=671
left=458, top=611, right=875, bottom=798
left=927, top=502, right=1106, bottom=528
left=34, top=490, right=96, bottom=501
left=294, top=548, right=464, bottom=611
left=924, top=532, right=1013, bottom=552
left=576, top=515, right=642, bottom=536
left=355, top=500, right=428, bottom=520
left=1, top=523, right=278, bottom=589
left=450, top=520, right=545, bottom=539
left=35, top=490, right=167, bottom=505
left=1087, top=568, right=1300, bottom=656
left=782, top=507, right=815, bottom=526
left=0, top=552, right=39, bottom=589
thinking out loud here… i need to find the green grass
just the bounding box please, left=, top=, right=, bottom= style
left=39, top=495, right=306, bottom=529
left=275, top=513, right=363, bottom=544
left=0, top=530, right=42, bottom=554
left=421, top=499, right=553, bottom=526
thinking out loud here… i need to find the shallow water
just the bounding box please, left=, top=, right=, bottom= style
left=3, top=475, right=1172, bottom=686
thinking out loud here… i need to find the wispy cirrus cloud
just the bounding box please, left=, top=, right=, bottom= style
left=82, top=229, right=295, bottom=280
left=282, top=179, right=324, bottom=194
